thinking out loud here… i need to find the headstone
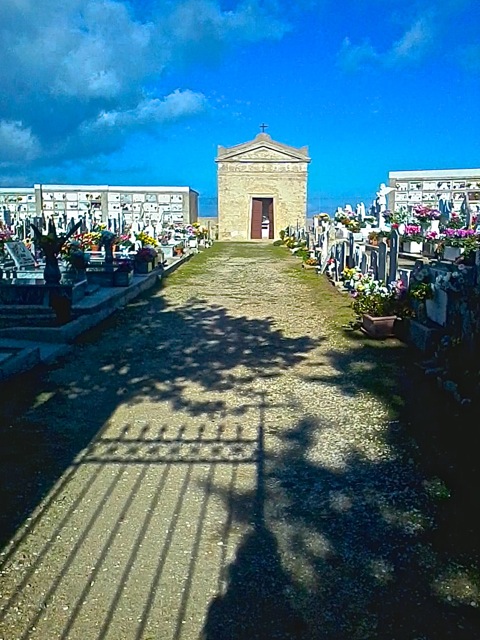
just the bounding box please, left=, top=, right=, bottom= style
left=378, top=241, right=387, bottom=282
left=360, top=253, right=368, bottom=274
left=462, top=194, right=472, bottom=229
left=348, top=232, right=354, bottom=267
left=388, top=229, right=399, bottom=283
left=4, top=241, right=36, bottom=269
left=339, top=242, right=346, bottom=274
left=371, top=250, right=379, bottom=279
left=425, top=288, right=448, bottom=327
left=356, top=202, right=366, bottom=221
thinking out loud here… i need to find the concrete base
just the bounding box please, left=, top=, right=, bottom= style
left=406, top=318, right=443, bottom=354
left=0, top=344, right=41, bottom=381
left=0, top=253, right=193, bottom=379
left=0, top=278, right=87, bottom=305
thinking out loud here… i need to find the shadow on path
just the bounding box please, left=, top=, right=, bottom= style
left=0, top=283, right=320, bottom=550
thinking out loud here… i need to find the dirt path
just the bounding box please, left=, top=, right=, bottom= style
left=0, top=243, right=478, bottom=639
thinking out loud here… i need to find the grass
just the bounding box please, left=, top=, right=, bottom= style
left=162, top=243, right=225, bottom=286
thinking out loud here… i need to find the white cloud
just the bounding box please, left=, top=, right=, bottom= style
left=87, top=90, right=207, bottom=131
left=338, top=38, right=378, bottom=72
left=338, top=8, right=439, bottom=71
left=387, top=15, right=435, bottom=65
left=0, top=0, right=290, bottom=172
left=0, top=121, right=41, bottom=165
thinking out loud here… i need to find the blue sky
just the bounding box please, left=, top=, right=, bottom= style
left=1, top=0, right=479, bottom=216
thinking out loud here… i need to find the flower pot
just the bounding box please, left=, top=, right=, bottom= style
left=134, top=260, right=153, bottom=274
left=428, top=220, right=440, bottom=234
left=422, top=242, right=437, bottom=257
left=443, top=246, right=464, bottom=261
left=302, top=263, right=318, bottom=270
left=113, top=270, right=133, bottom=287
left=403, top=240, right=423, bottom=254
left=361, top=314, right=397, bottom=338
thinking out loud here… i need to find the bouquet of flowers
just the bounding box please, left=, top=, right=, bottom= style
left=79, top=231, right=102, bottom=249
left=440, top=228, right=479, bottom=253
left=116, top=258, right=133, bottom=272
left=349, top=274, right=407, bottom=318
left=135, top=246, right=158, bottom=263
left=402, top=224, right=423, bottom=242
left=135, top=231, right=158, bottom=247
left=413, top=205, right=441, bottom=222
left=0, top=228, right=12, bottom=255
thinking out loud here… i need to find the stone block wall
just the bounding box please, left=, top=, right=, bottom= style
left=217, top=164, right=308, bottom=241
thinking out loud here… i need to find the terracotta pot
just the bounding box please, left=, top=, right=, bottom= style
left=361, top=314, right=397, bottom=339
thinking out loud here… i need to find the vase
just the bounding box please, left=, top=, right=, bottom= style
left=134, top=260, right=153, bottom=274
left=422, top=242, right=436, bottom=257
left=361, top=314, right=397, bottom=338
left=43, top=255, right=61, bottom=284
left=403, top=240, right=423, bottom=254
left=428, top=220, right=440, bottom=234
left=443, top=246, right=463, bottom=261
left=113, top=270, right=133, bottom=286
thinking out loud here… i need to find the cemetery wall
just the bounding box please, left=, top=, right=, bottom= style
left=0, top=184, right=198, bottom=228
left=388, top=168, right=480, bottom=214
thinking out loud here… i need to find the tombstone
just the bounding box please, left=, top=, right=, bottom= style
left=425, top=288, right=448, bottom=326
left=462, top=194, right=473, bottom=229
left=356, top=202, right=366, bottom=221
left=4, top=241, right=36, bottom=270
left=360, top=253, right=368, bottom=274
left=438, top=197, right=453, bottom=222
left=354, top=245, right=361, bottom=269
left=371, top=250, right=379, bottom=279
left=347, top=232, right=355, bottom=266
left=338, top=242, right=346, bottom=274
left=333, top=248, right=340, bottom=281
left=388, top=229, right=400, bottom=283
left=378, top=241, right=387, bottom=282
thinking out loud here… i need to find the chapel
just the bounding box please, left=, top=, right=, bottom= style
left=216, top=131, right=310, bottom=241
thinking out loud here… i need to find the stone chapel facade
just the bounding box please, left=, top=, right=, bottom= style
left=216, top=133, right=310, bottom=241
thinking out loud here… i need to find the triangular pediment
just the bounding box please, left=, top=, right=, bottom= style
left=216, top=133, right=310, bottom=163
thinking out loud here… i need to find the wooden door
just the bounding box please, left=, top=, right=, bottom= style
left=250, top=198, right=263, bottom=239
left=267, top=200, right=274, bottom=239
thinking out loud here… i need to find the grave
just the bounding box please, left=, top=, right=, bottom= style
left=4, top=241, right=36, bottom=270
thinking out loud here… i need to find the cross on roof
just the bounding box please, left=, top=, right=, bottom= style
left=259, top=123, right=268, bottom=133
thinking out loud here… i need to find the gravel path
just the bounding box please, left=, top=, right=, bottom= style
left=0, top=243, right=478, bottom=639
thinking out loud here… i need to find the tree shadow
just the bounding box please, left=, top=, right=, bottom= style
left=203, top=407, right=480, bottom=640
left=0, top=282, right=321, bottom=550
left=203, top=525, right=306, bottom=640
